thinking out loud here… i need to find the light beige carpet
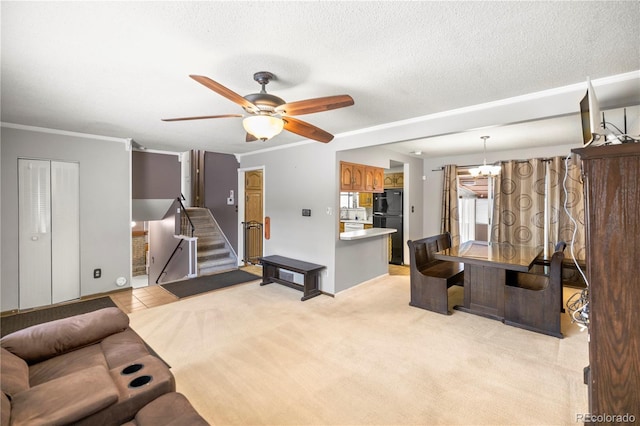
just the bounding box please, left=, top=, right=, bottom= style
left=128, top=274, right=588, bottom=425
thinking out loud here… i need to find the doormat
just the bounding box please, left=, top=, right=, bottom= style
left=1, top=296, right=117, bottom=337
left=161, top=269, right=261, bottom=299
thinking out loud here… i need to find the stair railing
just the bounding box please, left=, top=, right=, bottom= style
left=156, top=196, right=197, bottom=283
left=178, top=196, right=194, bottom=237
left=156, top=239, right=184, bottom=284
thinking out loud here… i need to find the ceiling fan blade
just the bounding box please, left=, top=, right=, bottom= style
left=161, top=114, right=242, bottom=122
left=282, top=117, right=334, bottom=143
left=246, top=133, right=259, bottom=142
left=275, top=95, right=354, bottom=116
left=189, top=75, right=259, bottom=112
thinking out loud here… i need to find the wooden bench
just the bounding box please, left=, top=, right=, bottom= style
left=407, top=233, right=464, bottom=315
left=259, top=255, right=324, bottom=301
left=504, top=249, right=564, bottom=338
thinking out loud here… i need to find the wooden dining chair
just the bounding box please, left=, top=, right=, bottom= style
left=504, top=249, right=564, bottom=338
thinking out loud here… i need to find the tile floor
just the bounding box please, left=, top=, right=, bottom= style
left=110, top=265, right=264, bottom=314
left=109, top=285, right=178, bottom=314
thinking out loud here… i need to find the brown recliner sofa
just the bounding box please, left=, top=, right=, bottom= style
left=1, top=307, right=207, bottom=426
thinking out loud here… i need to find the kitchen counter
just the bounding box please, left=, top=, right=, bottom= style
left=339, top=227, right=397, bottom=241
left=340, top=219, right=373, bottom=224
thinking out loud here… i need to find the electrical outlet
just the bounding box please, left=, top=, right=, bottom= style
left=93, top=268, right=101, bottom=279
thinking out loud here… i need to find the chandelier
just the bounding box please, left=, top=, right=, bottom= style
left=469, top=136, right=501, bottom=177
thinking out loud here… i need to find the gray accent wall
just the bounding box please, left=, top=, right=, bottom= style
left=1, top=126, right=131, bottom=311
left=132, top=151, right=181, bottom=199
left=204, top=152, right=239, bottom=253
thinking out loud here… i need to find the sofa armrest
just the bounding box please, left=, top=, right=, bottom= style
left=9, top=365, right=119, bottom=426
left=1, top=308, right=129, bottom=364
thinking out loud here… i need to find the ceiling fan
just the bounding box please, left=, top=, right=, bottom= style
left=162, top=71, right=354, bottom=143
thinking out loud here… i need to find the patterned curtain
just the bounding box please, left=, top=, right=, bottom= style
left=490, top=159, right=546, bottom=252
left=440, top=164, right=460, bottom=246
left=548, top=154, right=586, bottom=261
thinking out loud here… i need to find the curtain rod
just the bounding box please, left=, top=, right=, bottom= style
left=432, top=157, right=554, bottom=171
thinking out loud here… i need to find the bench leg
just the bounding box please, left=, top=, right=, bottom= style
left=301, top=272, right=322, bottom=301
left=260, top=263, right=277, bottom=286
left=409, top=276, right=450, bottom=315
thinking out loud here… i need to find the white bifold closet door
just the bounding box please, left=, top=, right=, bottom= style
left=18, top=159, right=80, bottom=309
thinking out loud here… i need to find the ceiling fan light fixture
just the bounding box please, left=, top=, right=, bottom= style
left=242, top=115, right=284, bottom=141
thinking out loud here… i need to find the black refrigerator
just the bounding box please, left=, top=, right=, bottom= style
left=373, top=189, right=403, bottom=265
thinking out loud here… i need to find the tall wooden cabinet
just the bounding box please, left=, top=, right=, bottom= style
left=573, top=144, right=640, bottom=420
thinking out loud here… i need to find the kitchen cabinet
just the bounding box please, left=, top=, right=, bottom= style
left=245, top=170, right=263, bottom=190
left=384, top=172, right=404, bottom=189
left=340, top=162, right=365, bottom=191
left=359, top=192, right=373, bottom=207
left=364, top=167, right=384, bottom=193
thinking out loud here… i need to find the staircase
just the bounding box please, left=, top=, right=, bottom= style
left=184, top=208, right=237, bottom=276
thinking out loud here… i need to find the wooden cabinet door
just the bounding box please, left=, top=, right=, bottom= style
left=359, top=192, right=372, bottom=207
left=351, top=164, right=364, bottom=191
left=341, top=162, right=381, bottom=192
left=246, top=170, right=263, bottom=190
left=384, top=172, right=404, bottom=188
left=384, top=174, right=395, bottom=188
left=364, top=167, right=374, bottom=191
left=373, top=168, right=384, bottom=193
left=245, top=191, right=263, bottom=223
left=340, top=162, right=353, bottom=191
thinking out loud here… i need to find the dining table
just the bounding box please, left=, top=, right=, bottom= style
left=434, top=240, right=542, bottom=321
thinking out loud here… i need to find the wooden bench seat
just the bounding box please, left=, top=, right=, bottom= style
left=407, top=233, right=464, bottom=315
left=504, top=250, right=564, bottom=338
left=259, top=255, right=325, bottom=301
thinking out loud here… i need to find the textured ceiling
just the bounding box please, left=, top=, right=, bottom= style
left=1, top=1, right=639, bottom=156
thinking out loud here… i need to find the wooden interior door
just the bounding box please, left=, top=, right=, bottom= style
left=244, top=170, right=263, bottom=264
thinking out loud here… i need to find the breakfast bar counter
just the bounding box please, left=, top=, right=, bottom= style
left=339, top=227, right=396, bottom=241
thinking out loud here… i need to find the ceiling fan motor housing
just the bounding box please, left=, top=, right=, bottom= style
left=244, top=71, right=284, bottom=114
left=244, top=92, right=285, bottom=113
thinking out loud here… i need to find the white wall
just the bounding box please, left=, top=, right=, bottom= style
left=239, top=142, right=423, bottom=295
left=239, top=142, right=338, bottom=293
left=1, top=125, right=131, bottom=311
